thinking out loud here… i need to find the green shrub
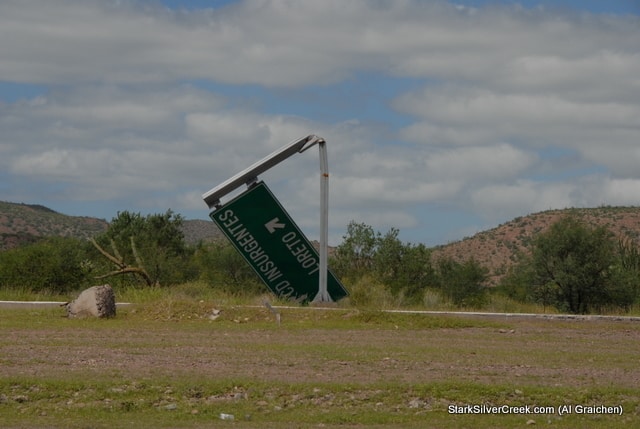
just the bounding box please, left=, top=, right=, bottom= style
left=345, top=274, right=397, bottom=309
left=0, top=237, right=93, bottom=293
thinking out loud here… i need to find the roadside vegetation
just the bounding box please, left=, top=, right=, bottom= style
left=2, top=210, right=639, bottom=428
left=1, top=210, right=640, bottom=315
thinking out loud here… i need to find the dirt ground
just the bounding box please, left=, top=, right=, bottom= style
left=2, top=308, right=639, bottom=390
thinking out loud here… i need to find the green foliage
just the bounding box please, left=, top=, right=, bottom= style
left=502, top=215, right=640, bottom=314
left=345, top=274, right=397, bottom=308
left=332, top=221, right=377, bottom=276
left=93, top=210, right=192, bottom=286
left=532, top=216, right=617, bottom=314
left=374, top=229, right=435, bottom=301
left=0, top=237, right=93, bottom=293
left=192, top=241, right=263, bottom=296
left=604, top=238, right=640, bottom=311
left=435, top=257, right=488, bottom=308
left=331, top=221, right=435, bottom=303
left=498, top=250, right=562, bottom=312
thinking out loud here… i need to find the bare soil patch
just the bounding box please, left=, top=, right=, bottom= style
left=2, top=307, right=639, bottom=390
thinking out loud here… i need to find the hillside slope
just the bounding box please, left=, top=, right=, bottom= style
left=0, top=202, right=109, bottom=250
left=431, top=206, right=640, bottom=285
left=0, top=201, right=223, bottom=250
left=3, top=201, right=640, bottom=288
left=180, top=219, right=224, bottom=245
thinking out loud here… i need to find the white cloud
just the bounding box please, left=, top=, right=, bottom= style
left=3, top=1, right=636, bottom=87
left=396, top=87, right=640, bottom=144
left=424, top=144, right=536, bottom=180
left=471, top=174, right=640, bottom=225
left=471, top=180, right=577, bottom=222
left=582, top=177, right=640, bottom=207
left=580, top=143, right=640, bottom=178
left=604, top=179, right=640, bottom=205
left=502, top=51, right=640, bottom=100
left=330, top=176, right=461, bottom=206
left=1, top=0, right=639, bottom=245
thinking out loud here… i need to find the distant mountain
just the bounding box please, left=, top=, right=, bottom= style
left=0, top=201, right=109, bottom=250
left=0, top=201, right=223, bottom=250
left=180, top=219, right=224, bottom=245
left=430, top=206, right=640, bottom=286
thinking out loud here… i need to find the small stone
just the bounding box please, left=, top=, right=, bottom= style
left=164, top=403, right=177, bottom=410
left=408, top=398, right=425, bottom=409
left=526, top=419, right=536, bottom=425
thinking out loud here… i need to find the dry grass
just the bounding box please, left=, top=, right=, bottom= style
left=1, top=297, right=638, bottom=428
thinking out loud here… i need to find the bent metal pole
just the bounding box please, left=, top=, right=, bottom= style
left=298, top=136, right=331, bottom=302
left=314, top=139, right=331, bottom=302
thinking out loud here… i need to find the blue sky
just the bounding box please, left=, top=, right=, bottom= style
left=1, top=0, right=639, bottom=246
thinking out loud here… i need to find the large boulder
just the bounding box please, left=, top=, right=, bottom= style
left=65, top=284, right=116, bottom=318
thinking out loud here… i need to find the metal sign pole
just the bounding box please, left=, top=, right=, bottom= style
left=314, top=141, right=331, bottom=302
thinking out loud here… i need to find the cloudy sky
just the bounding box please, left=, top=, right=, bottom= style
left=1, top=0, right=639, bottom=246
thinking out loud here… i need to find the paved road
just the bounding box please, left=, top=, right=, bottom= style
left=2, top=301, right=639, bottom=322
left=0, top=301, right=131, bottom=309
left=253, top=304, right=640, bottom=322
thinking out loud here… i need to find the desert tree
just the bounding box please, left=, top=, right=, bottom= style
left=90, top=210, right=191, bottom=287
left=531, top=216, right=615, bottom=314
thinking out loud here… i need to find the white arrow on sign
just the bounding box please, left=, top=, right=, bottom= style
left=265, top=217, right=286, bottom=233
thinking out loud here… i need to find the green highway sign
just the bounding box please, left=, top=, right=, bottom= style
left=210, top=181, right=348, bottom=303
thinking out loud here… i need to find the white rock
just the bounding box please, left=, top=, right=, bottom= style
left=65, top=284, right=116, bottom=318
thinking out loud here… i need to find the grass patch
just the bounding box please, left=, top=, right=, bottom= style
left=1, top=286, right=639, bottom=427
left=0, top=285, right=69, bottom=302
left=1, top=378, right=636, bottom=429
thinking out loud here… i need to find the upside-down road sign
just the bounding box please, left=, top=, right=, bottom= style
left=210, top=181, right=348, bottom=303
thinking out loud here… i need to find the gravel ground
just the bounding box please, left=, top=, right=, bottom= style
left=1, top=308, right=639, bottom=389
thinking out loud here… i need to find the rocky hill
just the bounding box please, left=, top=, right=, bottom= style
left=431, top=206, right=640, bottom=285
left=0, top=201, right=223, bottom=250
left=180, top=219, right=224, bottom=244
left=0, top=202, right=109, bottom=250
